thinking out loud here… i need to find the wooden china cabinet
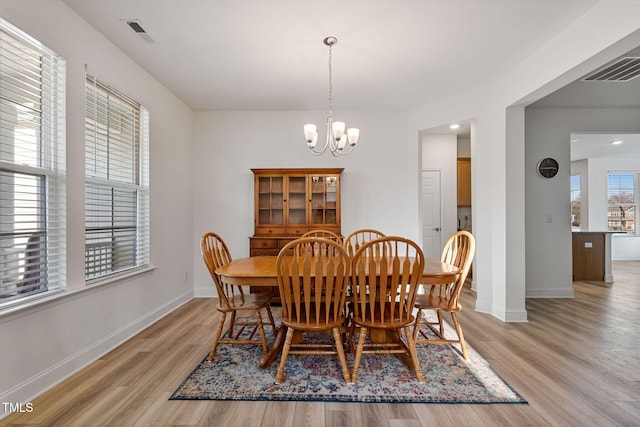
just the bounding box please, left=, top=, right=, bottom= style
left=249, top=168, right=343, bottom=257
left=249, top=168, right=343, bottom=301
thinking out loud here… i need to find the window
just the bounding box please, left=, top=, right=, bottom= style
left=85, top=76, right=149, bottom=281
left=607, top=173, right=636, bottom=234
left=0, top=19, right=66, bottom=304
left=570, top=174, right=581, bottom=230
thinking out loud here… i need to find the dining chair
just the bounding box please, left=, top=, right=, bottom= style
left=412, top=230, right=475, bottom=359
left=201, top=232, right=277, bottom=362
left=275, top=237, right=351, bottom=384
left=299, top=230, right=343, bottom=257
left=350, top=236, right=425, bottom=382
left=343, top=229, right=386, bottom=258
left=301, top=229, right=343, bottom=243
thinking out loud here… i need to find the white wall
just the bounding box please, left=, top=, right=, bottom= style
left=0, top=0, right=195, bottom=406
left=192, top=110, right=409, bottom=296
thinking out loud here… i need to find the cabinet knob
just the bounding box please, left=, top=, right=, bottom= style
left=433, top=227, right=441, bottom=231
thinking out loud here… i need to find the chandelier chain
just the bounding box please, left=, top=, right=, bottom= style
left=328, top=43, right=333, bottom=117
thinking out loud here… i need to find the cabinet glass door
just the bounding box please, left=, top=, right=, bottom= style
left=310, top=175, right=338, bottom=225
left=286, top=175, right=307, bottom=225
left=257, top=176, right=284, bottom=225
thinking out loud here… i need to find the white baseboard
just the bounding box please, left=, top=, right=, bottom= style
left=0, top=290, right=193, bottom=412
left=473, top=300, right=528, bottom=323
left=194, top=287, right=217, bottom=298
left=525, top=289, right=575, bottom=298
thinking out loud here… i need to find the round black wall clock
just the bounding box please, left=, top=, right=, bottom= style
left=537, top=157, right=559, bottom=178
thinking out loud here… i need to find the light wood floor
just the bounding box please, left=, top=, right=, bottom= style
left=2, top=261, right=639, bottom=427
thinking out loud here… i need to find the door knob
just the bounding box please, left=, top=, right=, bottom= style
left=433, top=227, right=441, bottom=231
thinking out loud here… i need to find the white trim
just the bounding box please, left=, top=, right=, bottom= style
left=193, top=287, right=217, bottom=298
left=526, top=289, right=575, bottom=298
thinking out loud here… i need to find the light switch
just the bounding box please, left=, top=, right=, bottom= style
left=585, top=242, right=593, bottom=248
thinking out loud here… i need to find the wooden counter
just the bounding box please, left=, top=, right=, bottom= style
left=572, top=231, right=615, bottom=282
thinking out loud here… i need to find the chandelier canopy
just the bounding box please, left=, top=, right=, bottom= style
left=304, top=36, right=359, bottom=156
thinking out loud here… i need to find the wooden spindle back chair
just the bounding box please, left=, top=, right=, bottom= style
left=413, top=230, right=475, bottom=359
left=275, top=237, right=351, bottom=383
left=201, top=232, right=276, bottom=362
left=350, top=236, right=425, bottom=382
left=301, top=229, right=343, bottom=244
left=343, top=229, right=386, bottom=258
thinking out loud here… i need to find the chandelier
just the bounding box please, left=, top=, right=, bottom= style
left=304, top=36, right=360, bottom=156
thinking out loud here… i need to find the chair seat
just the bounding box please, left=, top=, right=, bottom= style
left=352, top=302, right=414, bottom=328
left=281, top=303, right=346, bottom=331
left=415, top=294, right=461, bottom=312
left=217, top=290, right=273, bottom=312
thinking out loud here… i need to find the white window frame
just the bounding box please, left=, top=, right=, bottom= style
left=84, top=75, right=149, bottom=283
left=0, top=18, right=66, bottom=307
left=570, top=174, right=581, bottom=231
left=607, top=172, right=637, bottom=235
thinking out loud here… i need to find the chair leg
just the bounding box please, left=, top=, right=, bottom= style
left=275, top=327, right=295, bottom=384
left=332, top=327, right=351, bottom=383
left=255, top=311, right=268, bottom=353
left=404, top=326, right=423, bottom=382
left=208, top=312, right=227, bottom=361
left=351, top=326, right=367, bottom=383
left=450, top=312, right=469, bottom=360
left=264, top=305, right=277, bottom=334
left=227, top=311, right=237, bottom=338
left=437, top=310, right=444, bottom=336
left=412, top=309, right=423, bottom=341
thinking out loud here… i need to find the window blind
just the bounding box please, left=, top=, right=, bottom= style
left=85, top=76, right=149, bottom=281
left=0, top=18, right=66, bottom=303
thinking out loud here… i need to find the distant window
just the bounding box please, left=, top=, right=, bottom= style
left=607, top=173, right=636, bottom=234
left=85, top=76, right=149, bottom=281
left=570, top=174, right=581, bottom=230
left=0, top=18, right=66, bottom=305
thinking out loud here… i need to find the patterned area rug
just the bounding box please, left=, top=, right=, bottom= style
left=170, top=326, right=526, bottom=404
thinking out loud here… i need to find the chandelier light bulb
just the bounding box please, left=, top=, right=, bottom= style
left=332, top=121, right=346, bottom=140
left=304, top=124, right=318, bottom=144
left=347, top=128, right=359, bottom=146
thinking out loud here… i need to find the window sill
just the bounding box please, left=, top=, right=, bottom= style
left=0, top=265, right=157, bottom=322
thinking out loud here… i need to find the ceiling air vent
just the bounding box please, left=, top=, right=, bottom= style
left=582, top=56, right=640, bottom=82
left=123, top=19, right=154, bottom=43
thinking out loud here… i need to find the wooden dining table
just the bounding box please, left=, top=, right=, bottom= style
left=215, top=255, right=459, bottom=369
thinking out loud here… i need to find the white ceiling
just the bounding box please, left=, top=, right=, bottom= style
left=60, top=0, right=600, bottom=111
left=570, top=133, right=640, bottom=161
left=60, top=0, right=640, bottom=159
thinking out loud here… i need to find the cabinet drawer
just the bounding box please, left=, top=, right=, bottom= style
left=277, top=238, right=296, bottom=248
left=256, top=227, right=283, bottom=235
left=285, top=227, right=307, bottom=236
left=250, top=239, right=278, bottom=249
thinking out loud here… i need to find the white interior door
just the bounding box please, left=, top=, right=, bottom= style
left=422, top=170, right=442, bottom=259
